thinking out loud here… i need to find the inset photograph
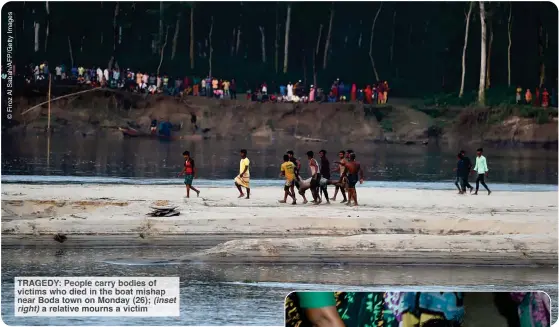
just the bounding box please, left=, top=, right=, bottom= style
left=285, top=292, right=551, bottom=327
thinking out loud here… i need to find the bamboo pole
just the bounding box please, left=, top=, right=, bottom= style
left=21, top=87, right=102, bottom=116
left=47, top=74, right=51, bottom=131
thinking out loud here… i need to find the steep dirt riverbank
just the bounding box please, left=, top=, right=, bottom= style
left=8, top=88, right=558, bottom=147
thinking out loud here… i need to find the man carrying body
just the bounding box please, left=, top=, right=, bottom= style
left=473, top=148, right=491, bottom=195
left=318, top=150, right=331, bottom=204
left=234, top=149, right=251, bottom=199
left=287, top=150, right=302, bottom=201
left=307, top=151, right=321, bottom=204
left=337, top=153, right=364, bottom=206
left=460, top=150, right=474, bottom=193
left=177, top=151, right=200, bottom=198
left=330, top=150, right=348, bottom=203
left=279, top=155, right=297, bottom=205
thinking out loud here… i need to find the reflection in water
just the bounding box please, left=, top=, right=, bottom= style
left=2, top=134, right=558, bottom=184
left=1, top=247, right=557, bottom=326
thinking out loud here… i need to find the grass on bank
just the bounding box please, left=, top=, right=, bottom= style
left=413, top=87, right=558, bottom=125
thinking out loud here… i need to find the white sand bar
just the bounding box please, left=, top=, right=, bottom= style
left=2, top=184, right=557, bottom=265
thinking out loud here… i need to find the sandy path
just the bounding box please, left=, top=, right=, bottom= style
left=2, top=184, right=557, bottom=265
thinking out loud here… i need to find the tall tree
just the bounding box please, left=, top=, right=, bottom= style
left=274, top=3, right=280, bottom=73
left=507, top=2, right=512, bottom=87
left=485, top=10, right=494, bottom=89
left=208, top=16, right=214, bottom=76
left=44, top=2, right=49, bottom=52
left=478, top=1, right=487, bottom=105
left=369, top=2, right=383, bottom=82
left=188, top=3, right=195, bottom=70
left=459, top=2, right=474, bottom=98
left=259, top=26, right=266, bottom=63
left=389, top=9, right=397, bottom=64
left=322, top=2, right=334, bottom=69
left=283, top=3, right=292, bottom=74
left=171, top=11, right=181, bottom=60
left=236, top=2, right=243, bottom=55
left=113, top=2, right=119, bottom=51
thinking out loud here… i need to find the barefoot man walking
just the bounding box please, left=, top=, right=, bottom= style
left=234, top=149, right=251, bottom=199
left=178, top=151, right=200, bottom=198
left=337, top=153, right=364, bottom=206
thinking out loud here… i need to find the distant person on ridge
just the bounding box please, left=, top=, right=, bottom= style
left=234, top=149, right=251, bottom=199
left=473, top=148, right=491, bottom=196
left=515, top=86, right=522, bottom=104
left=525, top=89, right=532, bottom=105
left=178, top=151, right=200, bottom=198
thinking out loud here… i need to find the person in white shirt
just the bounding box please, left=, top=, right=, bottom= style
left=287, top=82, right=293, bottom=101
left=96, top=67, right=103, bottom=83
left=55, top=66, right=62, bottom=80
left=473, top=148, right=491, bottom=195
left=307, top=151, right=321, bottom=204
left=103, top=68, right=109, bottom=82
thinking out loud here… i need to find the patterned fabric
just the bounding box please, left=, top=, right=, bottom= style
left=510, top=292, right=551, bottom=327
left=285, top=292, right=464, bottom=327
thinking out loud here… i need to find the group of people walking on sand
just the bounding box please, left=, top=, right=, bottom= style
left=454, top=148, right=491, bottom=195
left=179, top=147, right=491, bottom=203
left=232, top=149, right=364, bottom=206
left=179, top=148, right=364, bottom=206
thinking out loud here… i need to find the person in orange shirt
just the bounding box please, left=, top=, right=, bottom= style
left=525, top=89, right=532, bottom=104
left=211, top=78, right=218, bottom=97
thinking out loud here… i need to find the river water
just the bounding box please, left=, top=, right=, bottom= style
left=1, top=247, right=557, bottom=326
left=1, top=135, right=557, bottom=325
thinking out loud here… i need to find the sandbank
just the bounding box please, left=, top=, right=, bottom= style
left=1, top=184, right=557, bottom=266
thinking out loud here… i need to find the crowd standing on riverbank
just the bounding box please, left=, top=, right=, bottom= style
left=6, top=60, right=558, bottom=108
left=13, top=61, right=395, bottom=105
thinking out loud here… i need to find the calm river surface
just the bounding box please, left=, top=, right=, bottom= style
left=1, top=135, right=557, bottom=325
left=2, top=134, right=558, bottom=186
left=1, top=247, right=557, bottom=326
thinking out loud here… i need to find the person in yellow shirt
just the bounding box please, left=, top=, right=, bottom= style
left=279, top=154, right=297, bottom=205
left=234, top=149, right=251, bottom=199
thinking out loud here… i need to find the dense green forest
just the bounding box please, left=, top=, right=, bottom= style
left=2, top=1, right=557, bottom=97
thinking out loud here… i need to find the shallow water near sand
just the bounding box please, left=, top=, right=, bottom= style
left=2, top=135, right=558, bottom=185
left=1, top=246, right=557, bottom=326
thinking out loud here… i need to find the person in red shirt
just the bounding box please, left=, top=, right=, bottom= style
left=535, top=87, right=541, bottom=107
left=542, top=88, right=550, bottom=108
left=178, top=151, right=200, bottom=198
left=364, top=85, right=373, bottom=104
left=350, top=83, right=357, bottom=102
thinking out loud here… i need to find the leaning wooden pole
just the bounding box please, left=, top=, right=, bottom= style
left=21, top=87, right=103, bottom=116
left=47, top=74, right=52, bottom=131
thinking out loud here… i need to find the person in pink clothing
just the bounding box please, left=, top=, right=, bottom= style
left=350, top=84, right=357, bottom=102
left=309, top=85, right=316, bottom=102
